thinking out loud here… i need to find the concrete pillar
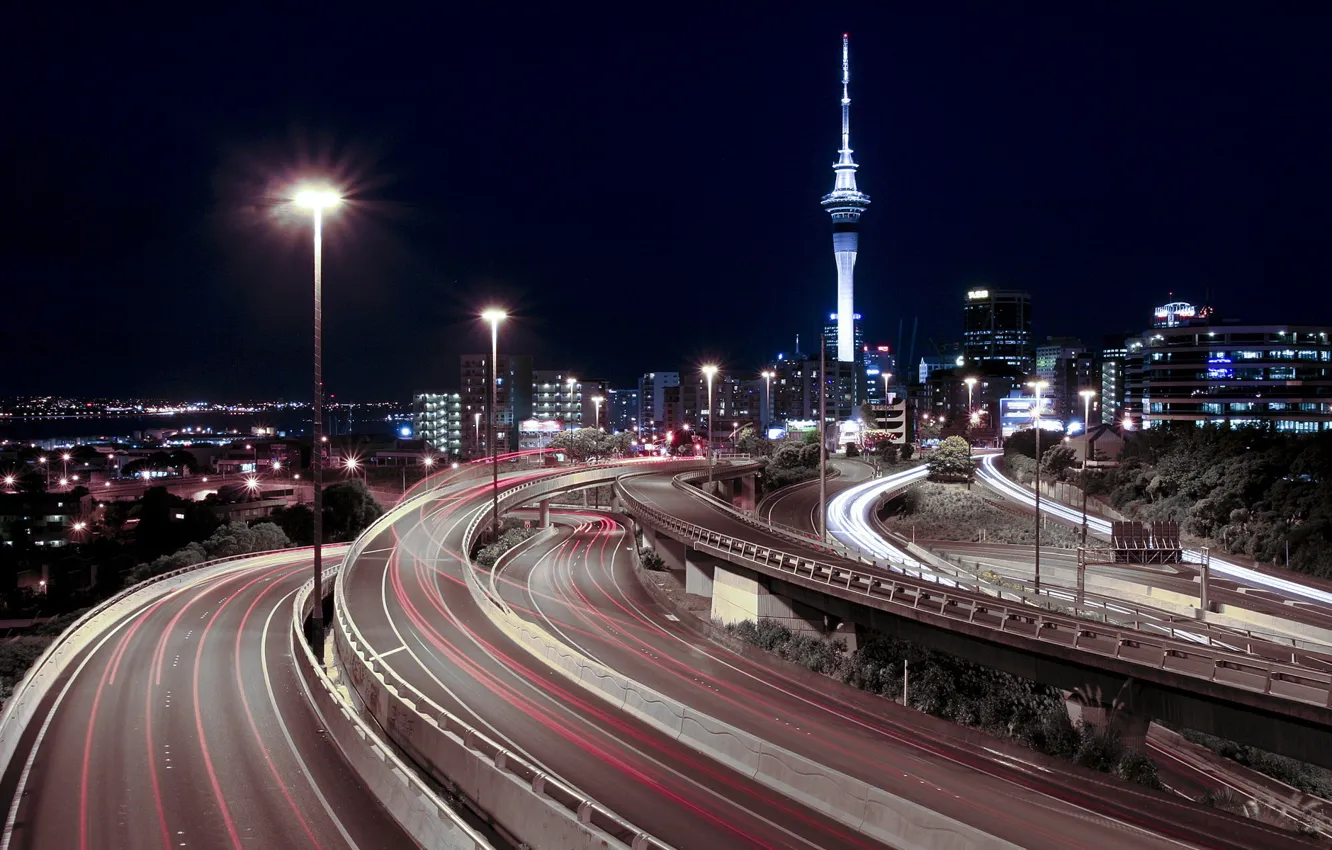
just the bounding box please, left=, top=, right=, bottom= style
left=736, top=473, right=757, bottom=514
left=538, top=498, right=550, bottom=528
left=685, top=549, right=718, bottom=597
left=641, top=526, right=687, bottom=572
left=710, top=563, right=821, bottom=635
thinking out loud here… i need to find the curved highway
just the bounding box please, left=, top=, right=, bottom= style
left=340, top=465, right=891, bottom=849
left=0, top=547, right=419, bottom=850
left=493, top=503, right=1306, bottom=849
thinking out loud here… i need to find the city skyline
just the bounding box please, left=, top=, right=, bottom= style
left=8, top=9, right=1332, bottom=401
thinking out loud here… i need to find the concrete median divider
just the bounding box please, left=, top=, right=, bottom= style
left=334, top=470, right=685, bottom=850
left=474, top=481, right=1018, bottom=850
left=291, top=569, right=493, bottom=850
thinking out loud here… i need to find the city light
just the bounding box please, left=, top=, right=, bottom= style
left=293, top=187, right=341, bottom=210
left=245, top=476, right=259, bottom=491
left=423, top=456, right=435, bottom=467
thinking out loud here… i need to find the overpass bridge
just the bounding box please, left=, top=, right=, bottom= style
left=618, top=465, right=1332, bottom=769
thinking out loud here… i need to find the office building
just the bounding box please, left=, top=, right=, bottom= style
left=820, top=34, right=871, bottom=364
left=963, top=288, right=1033, bottom=373
left=608, top=388, right=639, bottom=433
left=411, top=392, right=463, bottom=457
left=637, top=372, right=680, bottom=435
left=1099, top=335, right=1129, bottom=426
left=1125, top=322, right=1332, bottom=431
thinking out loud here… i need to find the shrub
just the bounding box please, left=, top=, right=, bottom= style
left=640, top=549, right=666, bottom=571
left=1114, top=749, right=1164, bottom=790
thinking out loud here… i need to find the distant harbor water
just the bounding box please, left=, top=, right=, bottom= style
left=0, top=410, right=409, bottom=445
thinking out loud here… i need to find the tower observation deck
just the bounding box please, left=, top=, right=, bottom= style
left=820, top=33, right=871, bottom=364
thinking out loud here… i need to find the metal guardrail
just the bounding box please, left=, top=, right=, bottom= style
left=617, top=485, right=1332, bottom=710
left=335, top=460, right=705, bottom=850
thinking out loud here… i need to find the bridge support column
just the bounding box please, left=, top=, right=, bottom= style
left=538, top=498, right=550, bottom=528
left=685, top=550, right=719, bottom=597
left=710, top=562, right=821, bottom=635
left=640, top=526, right=687, bottom=572
left=736, top=473, right=757, bottom=514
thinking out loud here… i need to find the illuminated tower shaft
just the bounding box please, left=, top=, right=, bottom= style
left=821, top=34, right=870, bottom=363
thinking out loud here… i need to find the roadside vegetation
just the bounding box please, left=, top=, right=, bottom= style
left=881, top=481, right=1080, bottom=546
left=1005, top=425, right=1332, bottom=578
left=472, top=518, right=538, bottom=568
left=1177, top=727, right=1332, bottom=799
left=723, top=618, right=1163, bottom=789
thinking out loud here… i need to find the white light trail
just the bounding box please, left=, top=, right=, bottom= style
left=974, top=453, right=1332, bottom=608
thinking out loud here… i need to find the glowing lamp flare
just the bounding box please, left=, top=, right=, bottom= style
left=293, top=188, right=342, bottom=210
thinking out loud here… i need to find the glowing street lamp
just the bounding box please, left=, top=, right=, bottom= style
left=701, top=365, right=718, bottom=483
left=1079, top=389, right=1097, bottom=545
left=293, top=183, right=341, bottom=644
left=566, top=377, right=578, bottom=424
left=482, top=308, right=507, bottom=539
left=1026, top=379, right=1050, bottom=591
left=592, top=395, right=605, bottom=431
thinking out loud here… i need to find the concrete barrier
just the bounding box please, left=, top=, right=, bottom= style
left=335, top=464, right=693, bottom=850
left=0, top=545, right=343, bottom=781
left=474, top=476, right=1018, bottom=850
left=291, top=570, right=493, bottom=850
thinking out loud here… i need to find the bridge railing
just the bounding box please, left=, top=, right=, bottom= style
left=334, top=460, right=701, bottom=850
left=617, top=482, right=1332, bottom=710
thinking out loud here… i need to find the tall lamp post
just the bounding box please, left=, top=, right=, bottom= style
left=482, top=308, right=507, bottom=541
left=566, top=376, right=578, bottom=426
left=963, top=377, right=978, bottom=488
left=592, top=395, right=605, bottom=430
left=760, top=370, right=774, bottom=434
left=1027, top=380, right=1049, bottom=591
left=701, top=365, right=718, bottom=481
left=1079, top=389, right=1097, bottom=545
left=294, top=186, right=340, bottom=646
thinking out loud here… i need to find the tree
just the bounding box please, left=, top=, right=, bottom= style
left=734, top=426, right=773, bottom=458
left=862, top=430, right=898, bottom=462
left=1040, top=444, right=1077, bottom=480
left=269, top=504, right=315, bottom=546
left=322, top=479, right=383, bottom=542
left=928, top=436, right=973, bottom=481
left=547, top=428, right=626, bottom=463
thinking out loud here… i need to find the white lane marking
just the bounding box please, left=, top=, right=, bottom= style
left=370, top=645, right=407, bottom=661
left=0, top=558, right=275, bottom=850
left=262, top=585, right=360, bottom=850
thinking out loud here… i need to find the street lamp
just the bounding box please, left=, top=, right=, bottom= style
left=760, top=370, right=774, bottom=433
left=1079, top=389, right=1097, bottom=545
left=566, top=377, right=578, bottom=425
left=1026, top=380, right=1050, bottom=591
left=701, top=365, right=718, bottom=483
left=482, top=308, right=507, bottom=540
left=963, top=377, right=978, bottom=487
left=592, top=395, right=605, bottom=431
left=294, top=184, right=341, bottom=646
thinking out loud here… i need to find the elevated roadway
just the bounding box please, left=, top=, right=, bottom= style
left=338, top=461, right=891, bottom=849
left=618, top=467, right=1332, bottom=768
left=0, top=547, right=421, bottom=850
left=492, top=506, right=1301, bottom=849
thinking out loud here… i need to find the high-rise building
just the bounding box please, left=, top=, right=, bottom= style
left=863, top=345, right=897, bottom=403
left=1099, top=334, right=1129, bottom=425
left=637, top=372, right=680, bottom=435
left=963, top=288, right=1033, bottom=373
left=531, top=371, right=583, bottom=428
left=411, top=392, right=463, bottom=457
left=608, top=388, right=639, bottom=433
left=1125, top=323, right=1332, bottom=432
left=820, top=34, right=870, bottom=364
left=461, top=353, right=531, bottom=456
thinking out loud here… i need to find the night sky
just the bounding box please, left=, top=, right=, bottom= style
left=7, top=8, right=1330, bottom=399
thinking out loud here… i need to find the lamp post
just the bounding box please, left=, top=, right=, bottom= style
left=473, top=411, right=483, bottom=458
left=701, top=365, right=718, bottom=482
left=592, top=395, right=605, bottom=431
left=294, top=185, right=340, bottom=647
left=1026, top=380, right=1049, bottom=591
left=963, top=377, right=978, bottom=488
left=566, top=376, right=579, bottom=427
left=482, top=308, right=507, bottom=541
left=1079, top=389, right=1097, bottom=545
left=760, top=370, right=774, bottom=434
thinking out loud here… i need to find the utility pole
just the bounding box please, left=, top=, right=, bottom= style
left=819, top=337, right=828, bottom=543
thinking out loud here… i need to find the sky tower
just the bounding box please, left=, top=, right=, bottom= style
left=821, top=33, right=870, bottom=363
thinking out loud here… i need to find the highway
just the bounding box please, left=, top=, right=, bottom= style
left=612, top=474, right=1321, bottom=850
left=756, top=458, right=876, bottom=533
left=493, top=502, right=1310, bottom=849
left=341, top=466, right=893, bottom=849
left=0, top=547, right=420, bottom=850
